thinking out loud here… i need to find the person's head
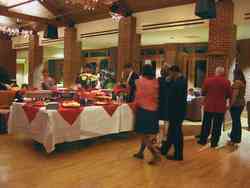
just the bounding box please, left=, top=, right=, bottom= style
left=123, top=63, right=133, bottom=75
left=21, top=84, right=29, bottom=90
left=160, top=63, right=170, bottom=78
left=42, top=69, right=49, bottom=78
left=169, top=65, right=181, bottom=79
left=188, top=88, right=194, bottom=96
left=215, top=66, right=225, bottom=76
left=84, top=64, right=92, bottom=73
left=233, top=69, right=246, bottom=84
left=142, top=64, right=155, bottom=80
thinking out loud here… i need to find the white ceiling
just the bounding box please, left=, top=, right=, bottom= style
left=10, top=0, right=250, bottom=51
left=10, top=1, right=54, bottom=18
left=0, top=0, right=27, bottom=7
left=75, top=0, right=250, bottom=50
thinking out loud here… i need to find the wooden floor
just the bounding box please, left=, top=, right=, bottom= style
left=1, top=127, right=250, bottom=188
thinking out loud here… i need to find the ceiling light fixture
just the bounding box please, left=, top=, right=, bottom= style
left=0, top=19, right=33, bottom=38
left=65, top=0, right=100, bottom=11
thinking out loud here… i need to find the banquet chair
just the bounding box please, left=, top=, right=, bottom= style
left=0, top=90, right=16, bottom=133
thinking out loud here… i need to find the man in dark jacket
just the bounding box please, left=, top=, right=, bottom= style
left=123, top=64, right=139, bottom=102
left=161, top=65, right=187, bottom=161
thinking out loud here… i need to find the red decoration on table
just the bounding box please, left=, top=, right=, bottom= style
left=58, top=107, right=84, bottom=125
left=102, top=103, right=119, bottom=116
left=22, top=105, right=40, bottom=123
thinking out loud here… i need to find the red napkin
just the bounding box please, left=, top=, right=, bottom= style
left=22, top=105, right=40, bottom=123
left=102, top=104, right=119, bottom=117
left=58, top=107, right=84, bottom=125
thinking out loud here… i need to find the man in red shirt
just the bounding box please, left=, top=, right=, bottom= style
left=198, top=66, right=232, bottom=147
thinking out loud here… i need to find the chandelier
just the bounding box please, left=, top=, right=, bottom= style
left=110, top=12, right=123, bottom=21
left=0, top=26, right=33, bottom=37
left=65, top=0, right=100, bottom=10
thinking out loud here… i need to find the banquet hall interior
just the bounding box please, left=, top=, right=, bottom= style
left=0, top=0, right=250, bottom=187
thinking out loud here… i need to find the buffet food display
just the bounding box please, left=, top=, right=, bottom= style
left=8, top=88, right=135, bottom=153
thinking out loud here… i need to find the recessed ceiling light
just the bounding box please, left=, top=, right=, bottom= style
left=185, top=35, right=200, bottom=39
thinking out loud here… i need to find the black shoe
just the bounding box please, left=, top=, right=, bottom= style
left=195, top=135, right=201, bottom=139
left=166, top=155, right=183, bottom=161
left=133, top=153, right=144, bottom=160
left=211, top=144, right=218, bottom=148
left=197, top=140, right=206, bottom=146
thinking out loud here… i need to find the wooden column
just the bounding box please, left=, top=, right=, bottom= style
left=117, top=16, right=139, bottom=81
left=0, top=36, right=16, bottom=80
left=28, top=34, right=43, bottom=87
left=109, top=47, right=118, bottom=72
left=63, top=27, right=81, bottom=88
left=208, top=0, right=236, bottom=76
left=132, top=34, right=141, bottom=72
left=164, top=44, right=178, bottom=65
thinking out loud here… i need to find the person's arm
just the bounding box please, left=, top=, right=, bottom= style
left=230, top=88, right=239, bottom=107
left=229, top=82, right=238, bottom=107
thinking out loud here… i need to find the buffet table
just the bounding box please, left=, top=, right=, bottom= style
left=8, top=102, right=135, bottom=153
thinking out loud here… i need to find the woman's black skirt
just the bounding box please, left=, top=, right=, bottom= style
left=135, top=107, right=159, bottom=134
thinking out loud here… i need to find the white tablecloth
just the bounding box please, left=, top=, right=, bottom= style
left=8, top=103, right=134, bottom=153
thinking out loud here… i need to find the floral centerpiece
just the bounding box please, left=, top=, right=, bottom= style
left=79, top=73, right=98, bottom=89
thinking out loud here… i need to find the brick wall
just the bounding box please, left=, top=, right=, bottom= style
left=208, top=0, right=236, bottom=77
left=28, top=34, right=43, bottom=87
left=237, top=39, right=250, bottom=101
left=63, top=27, right=81, bottom=88
left=117, top=16, right=139, bottom=81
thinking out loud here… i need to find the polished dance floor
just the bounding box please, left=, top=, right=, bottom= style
left=0, top=126, right=250, bottom=188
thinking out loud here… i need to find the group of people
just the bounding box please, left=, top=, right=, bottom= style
left=123, top=63, right=187, bottom=165
left=197, top=66, right=246, bottom=147
left=125, top=62, right=246, bottom=165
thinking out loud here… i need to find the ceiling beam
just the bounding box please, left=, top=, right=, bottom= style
left=72, top=0, right=196, bottom=24
left=128, top=0, right=196, bottom=13
left=7, top=0, right=35, bottom=9
left=38, top=0, right=62, bottom=16
left=0, top=5, right=63, bottom=26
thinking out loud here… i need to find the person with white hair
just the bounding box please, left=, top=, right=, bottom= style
left=197, top=66, right=232, bottom=148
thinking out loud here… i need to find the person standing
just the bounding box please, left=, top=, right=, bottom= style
left=198, top=66, right=232, bottom=148
left=229, top=68, right=246, bottom=145
left=158, top=64, right=171, bottom=153
left=163, top=65, right=187, bottom=161
left=123, top=64, right=139, bottom=102
left=133, top=64, right=160, bottom=165
left=41, top=69, right=56, bottom=90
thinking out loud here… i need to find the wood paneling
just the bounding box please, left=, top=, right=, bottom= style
left=0, top=38, right=16, bottom=80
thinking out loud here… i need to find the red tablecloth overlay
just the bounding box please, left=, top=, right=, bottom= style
left=22, top=104, right=40, bottom=123
left=22, top=102, right=136, bottom=125
left=58, top=107, right=84, bottom=125
left=102, top=103, right=120, bottom=116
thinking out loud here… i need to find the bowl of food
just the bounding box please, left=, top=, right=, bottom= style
left=62, top=101, right=81, bottom=108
